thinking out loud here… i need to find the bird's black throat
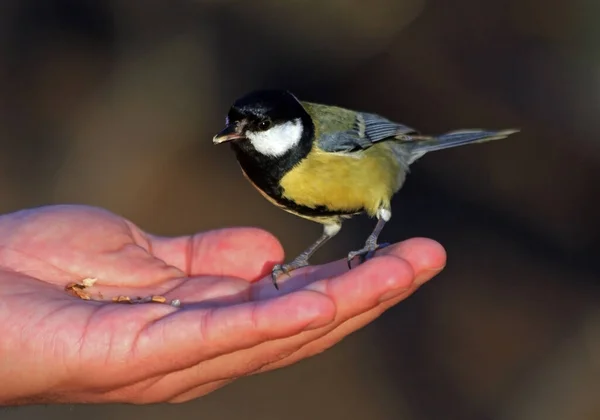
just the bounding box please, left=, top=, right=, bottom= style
left=230, top=113, right=351, bottom=218
left=230, top=110, right=313, bottom=199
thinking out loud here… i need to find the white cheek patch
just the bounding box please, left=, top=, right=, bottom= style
left=246, top=118, right=303, bottom=157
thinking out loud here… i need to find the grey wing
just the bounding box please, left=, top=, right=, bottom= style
left=317, top=112, right=417, bottom=153
left=361, top=112, right=416, bottom=143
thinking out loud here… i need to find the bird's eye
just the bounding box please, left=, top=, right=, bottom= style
left=258, top=119, right=272, bottom=131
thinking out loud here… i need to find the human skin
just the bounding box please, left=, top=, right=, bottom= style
left=0, top=205, right=446, bottom=405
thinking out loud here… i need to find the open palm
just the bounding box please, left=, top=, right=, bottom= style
left=0, top=205, right=445, bottom=405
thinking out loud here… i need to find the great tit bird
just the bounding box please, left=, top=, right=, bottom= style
left=213, top=89, right=518, bottom=288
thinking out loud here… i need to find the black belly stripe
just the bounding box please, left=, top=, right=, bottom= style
left=276, top=195, right=361, bottom=218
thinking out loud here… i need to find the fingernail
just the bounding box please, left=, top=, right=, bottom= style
left=414, top=266, right=445, bottom=285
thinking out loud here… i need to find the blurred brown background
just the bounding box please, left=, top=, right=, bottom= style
left=1, top=0, right=599, bottom=419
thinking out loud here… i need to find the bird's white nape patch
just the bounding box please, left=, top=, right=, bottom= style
left=245, top=118, right=303, bottom=157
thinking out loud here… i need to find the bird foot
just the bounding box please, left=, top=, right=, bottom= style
left=347, top=242, right=390, bottom=269
left=271, top=259, right=309, bottom=289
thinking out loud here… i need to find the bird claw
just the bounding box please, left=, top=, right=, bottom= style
left=346, top=242, right=390, bottom=269
left=271, top=260, right=309, bottom=289
left=270, top=264, right=289, bottom=289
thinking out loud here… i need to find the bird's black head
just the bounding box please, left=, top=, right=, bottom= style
left=212, top=89, right=315, bottom=198
left=213, top=89, right=314, bottom=160
left=229, top=89, right=308, bottom=129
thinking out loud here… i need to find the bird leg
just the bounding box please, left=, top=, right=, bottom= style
left=271, top=222, right=341, bottom=289
left=347, top=208, right=391, bottom=269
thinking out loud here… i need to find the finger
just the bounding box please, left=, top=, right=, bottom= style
left=148, top=228, right=284, bottom=281
left=307, top=255, right=415, bottom=315
left=125, top=239, right=444, bottom=401
left=253, top=237, right=446, bottom=298
left=392, top=237, right=446, bottom=284
left=143, top=253, right=417, bottom=400
left=252, top=240, right=446, bottom=367
left=133, top=290, right=335, bottom=377
left=77, top=286, right=417, bottom=404
left=242, top=239, right=444, bottom=373
left=254, top=243, right=415, bottom=301
left=99, top=376, right=233, bottom=404
left=167, top=379, right=232, bottom=403
left=165, top=286, right=428, bottom=403
left=253, top=242, right=446, bottom=375
left=253, top=287, right=422, bottom=375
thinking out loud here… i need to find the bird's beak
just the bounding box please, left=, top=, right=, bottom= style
left=213, top=124, right=245, bottom=144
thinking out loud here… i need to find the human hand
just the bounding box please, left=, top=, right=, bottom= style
left=0, top=205, right=445, bottom=405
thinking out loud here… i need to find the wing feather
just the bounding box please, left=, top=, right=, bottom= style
left=360, top=113, right=416, bottom=143
left=317, top=111, right=416, bottom=153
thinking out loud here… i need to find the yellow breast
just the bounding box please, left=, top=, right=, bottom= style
left=279, top=143, right=404, bottom=217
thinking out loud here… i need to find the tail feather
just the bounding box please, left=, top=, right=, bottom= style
left=406, top=129, right=519, bottom=155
